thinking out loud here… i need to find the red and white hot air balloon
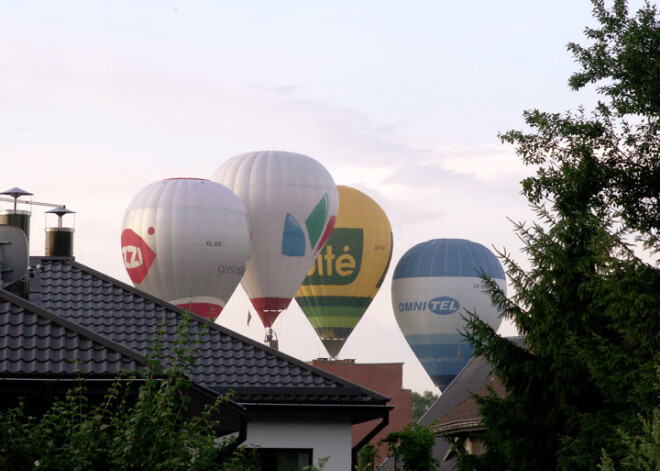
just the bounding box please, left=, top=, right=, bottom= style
left=121, top=178, right=251, bottom=320
left=212, top=151, right=338, bottom=342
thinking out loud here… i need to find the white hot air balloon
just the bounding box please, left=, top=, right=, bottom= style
left=121, top=178, right=251, bottom=320
left=212, top=151, right=338, bottom=342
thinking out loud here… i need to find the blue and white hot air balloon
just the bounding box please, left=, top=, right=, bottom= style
left=391, top=239, right=506, bottom=391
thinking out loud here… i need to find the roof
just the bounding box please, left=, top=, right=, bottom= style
left=418, top=355, right=497, bottom=428
left=0, top=287, right=143, bottom=377
left=412, top=355, right=495, bottom=470
left=431, top=377, right=506, bottom=435
left=0, top=286, right=246, bottom=436
left=24, top=256, right=389, bottom=413
left=416, top=337, right=524, bottom=470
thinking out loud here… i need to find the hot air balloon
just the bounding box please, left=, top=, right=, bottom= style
left=391, top=239, right=506, bottom=391
left=121, top=178, right=251, bottom=320
left=295, top=186, right=393, bottom=357
left=212, top=151, right=338, bottom=343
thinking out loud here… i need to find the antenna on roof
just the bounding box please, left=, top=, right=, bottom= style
left=0, top=225, right=29, bottom=288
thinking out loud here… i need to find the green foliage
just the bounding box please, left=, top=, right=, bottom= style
left=357, top=443, right=379, bottom=471
left=303, top=456, right=329, bottom=471
left=540, top=0, right=659, bottom=247
left=454, top=1, right=660, bottom=470
left=0, top=313, right=257, bottom=471
left=381, top=423, right=438, bottom=471
left=600, top=395, right=660, bottom=471
left=411, top=390, right=439, bottom=423
left=567, top=0, right=660, bottom=116
left=221, top=448, right=260, bottom=471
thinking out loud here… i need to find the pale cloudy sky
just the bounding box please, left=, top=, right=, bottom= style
left=1, top=1, right=619, bottom=392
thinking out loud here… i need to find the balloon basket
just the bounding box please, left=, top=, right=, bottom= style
left=264, top=327, right=279, bottom=350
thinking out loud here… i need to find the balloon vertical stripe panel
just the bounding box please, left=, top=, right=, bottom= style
left=121, top=178, right=251, bottom=320
left=392, top=239, right=506, bottom=391
left=393, top=238, right=505, bottom=279
left=212, top=151, right=338, bottom=331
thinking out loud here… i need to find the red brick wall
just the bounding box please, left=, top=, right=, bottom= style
left=311, top=360, right=412, bottom=463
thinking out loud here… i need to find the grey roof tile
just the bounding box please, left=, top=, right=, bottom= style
left=25, top=257, right=388, bottom=407
left=0, top=291, right=143, bottom=377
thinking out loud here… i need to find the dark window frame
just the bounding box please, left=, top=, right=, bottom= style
left=256, top=448, right=313, bottom=471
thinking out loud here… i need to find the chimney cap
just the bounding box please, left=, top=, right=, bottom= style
left=1, top=187, right=33, bottom=199
left=46, top=207, right=76, bottom=218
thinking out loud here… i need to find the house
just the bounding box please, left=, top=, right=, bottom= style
left=0, top=223, right=391, bottom=471
left=416, top=337, right=523, bottom=470
left=311, top=359, right=413, bottom=463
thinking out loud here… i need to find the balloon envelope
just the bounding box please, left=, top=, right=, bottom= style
left=391, top=239, right=506, bottom=391
left=121, top=178, right=251, bottom=320
left=212, top=151, right=338, bottom=329
left=295, top=186, right=393, bottom=357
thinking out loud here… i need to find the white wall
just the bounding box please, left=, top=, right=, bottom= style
left=245, top=416, right=353, bottom=471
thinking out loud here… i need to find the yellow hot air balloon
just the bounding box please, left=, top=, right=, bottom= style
left=295, top=186, right=393, bottom=357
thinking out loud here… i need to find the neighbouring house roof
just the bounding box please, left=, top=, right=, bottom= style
left=0, top=286, right=245, bottom=436
left=417, top=337, right=524, bottom=470
left=431, top=376, right=506, bottom=436
left=418, top=356, right=496, bottom=430
left=22, top=256, right=389, bottom=422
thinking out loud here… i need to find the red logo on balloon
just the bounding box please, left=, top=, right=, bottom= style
left=121, top=229, right=156, bottom=284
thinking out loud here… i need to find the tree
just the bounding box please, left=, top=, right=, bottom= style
left=600, top=394, right=660, bottom=471
left=356, top=443, right=379, bottom=471
left=0, top=315, right=259, bottom=471
left=0, top=371, right=256, bottom=471
left=381, top=423, right=438, bottom=471
left=453, top=1, right=660, bottom=470
left=411, top=390, right=439, bottom=423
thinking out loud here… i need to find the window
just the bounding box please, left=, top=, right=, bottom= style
left=257, top=448, right=313, bottom=471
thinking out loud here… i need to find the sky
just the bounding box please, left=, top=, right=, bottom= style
left=0, top=1, right=626, bottom=392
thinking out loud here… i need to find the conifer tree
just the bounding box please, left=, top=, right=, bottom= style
left=455, top=2, right=660, bottom=470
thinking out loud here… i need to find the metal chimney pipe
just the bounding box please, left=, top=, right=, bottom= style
left=0, top=187, right=32, bottom=298
left=0, top=187, right=33, bottom=245
left=45, top=207, right=75, bottom=258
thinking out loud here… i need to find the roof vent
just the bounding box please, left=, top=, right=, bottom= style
left=45, top=207, right=75, bottom=258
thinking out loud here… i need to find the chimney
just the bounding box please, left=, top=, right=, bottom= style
left=45, top=207, right=75, bottom=258
left=0, top=187, right=32, bottom=298
left=0, top=187, right=32, bottom=246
